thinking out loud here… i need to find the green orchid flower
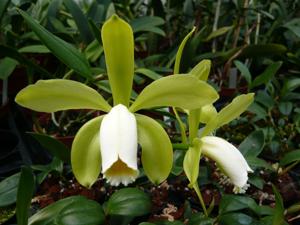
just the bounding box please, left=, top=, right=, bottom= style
left=15, top=15, right=219, bottom=188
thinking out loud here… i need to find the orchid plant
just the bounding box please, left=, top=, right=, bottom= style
left=15, top=15, right=219, bottom=188
left=171, top=29, right=255, bottom=216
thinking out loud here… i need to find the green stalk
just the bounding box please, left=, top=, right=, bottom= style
left=172, top=107, right=188, bottom=145
left=193, top=182, right=208, bottom=217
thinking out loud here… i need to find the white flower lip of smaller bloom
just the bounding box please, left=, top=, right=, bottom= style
left=99, top=104, right=139, bottom=186
left=200, top=136, right=253, bottom=189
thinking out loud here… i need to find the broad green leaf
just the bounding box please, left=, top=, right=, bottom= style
left=199, top=104, right=217, bottom=124
left=0, top=0, right=10, bottom=22
left=217, top=93, right=254, bottom=127
left=239, top=130, right=265, bottom=158
left=135, top=68, right=162, bottom=80
left=0, top=57, right=18, bottom=80
left=283, top=18, right=300, bottom=38
left=246, top=157, right=272, bottom=170
left=251, top=61, right=282, bottom=88
left=71, top=116, right=103, bottom=188
left=219, top=213, right=254, bottom=225
left=15, top=79, right=111, bottom=113
left=280, top=150, right=300, bottom=166
left=219, top=195, right=259, bottom=215
left=206, top=26, right=233, bottom=41
left=0, top=173, right=20, bottom=207
left=18, top=10, right=92, bottom=79
left=282, top=78, right=300, bottom=95
left=19, top=45, right=50, bottom=53
left=106, top=188, right=151, bottom=216
left=174, top=27, right=195, bottom=74
left=189, top=59, right=211, bottom=81
left=188, top=213, right=214, bottom=225
left=29, top=196, right=104, bottom=225
left=130, top=16, right=165, bottom=36
left=17, top=166, right=35, bottom=225
left=183, top=142, right=201, bottom=187
left=136, top=114, right=173, bottom=184
left=130, top=75, right=219, bottom=112
left=64, top=0, right=93, bottom=43
left=278, top=102, right=293, bottom=116
left=102, top=14, right=134, bottom=107
left=233, top=60, right=252, bottom=84
left=272, top=185, right=285, bottom=225
left=29, top=132, right=70, bottom=163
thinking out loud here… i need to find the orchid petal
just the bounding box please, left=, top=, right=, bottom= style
left=200, top=136, right=253, bottom=188
left=100, top=104, right=138, bottom=186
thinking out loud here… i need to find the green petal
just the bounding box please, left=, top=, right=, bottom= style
left=71, top=116, right=104, bottom=188
left=15, top=79, right=111, bottom=113
left=217, top=93, right=254, bottom=127
left=136, top=114, right=173, bottom=184
left=183, top=139, right=201, bottom=187
left=199, top=104, right=217, bottom=124
left=130, top=75, right=219, bottom=112
left=102, top=15, right=134, bottom=107
left=189, top=59, right=211, bottom=81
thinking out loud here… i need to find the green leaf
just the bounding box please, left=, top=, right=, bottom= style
left=246, top=157, right=272, bottom=170
left=189, top=59, right=211, bottom=81
left=239, top=130, right=265, bottom=158
left=130, top=16, right=165, bottom=36
left=174, top=27, right=195, bottom=74
left=29, top=132, right=70, bottom=163
left=17, top=166, right=35, bottom=225
left=206, top=26, right=233, bottom=41
left=0, top=57, right=18, bottom=80
left=188, top=213, right=214, bottom=225
left=216, top=93, right=254, bottom=128
left=233, top=60, right=252, bottom=84
left=278, top=102, right=293, bottom=116
left=219, top=213, right=254, bottom=225
left=251, top=62, right=282, bottom=88
left=71, top=116, right=103, bottom=188
left=19, top=45, right=50, bottom=53
left=283, top=18, right=300, bottom=38
left=102, top=14, right=134, bottom=107
left=29, top=196, right=104, bottom=225
left=0, top=173, right=20, bottom=207
left=64, top=0, right=93, bottom=43
left=280, top=150, right=300, bottom=166
left=272, top=185, right=285, bottom=225
left=135, top=68, right=162, bottom=80
left=219, top=195, right=259, bottom=215
left=0, top=0, right=10, bottom=22
left=130, top=75, right=219, bottom=112
left=183, top=142, right=201, bottom=187
left=136, top=114, right=173, bottom=184
left=18, top=9, right=92, bottom=79
left=106, top=188, right=151, bottom=216
left=15, top=79, right=111, bottom=113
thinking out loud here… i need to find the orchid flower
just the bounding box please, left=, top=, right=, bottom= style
left=15, top=15, right=219, bottom=187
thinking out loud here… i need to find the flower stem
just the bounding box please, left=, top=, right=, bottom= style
left=193, top=182, right=208, bottom=217
left=172, top=107, right=187, bottom=145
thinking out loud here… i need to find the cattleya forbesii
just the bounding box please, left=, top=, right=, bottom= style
left=15, top=15, right=219, bottom=187
left=182, top=59, right=254, bottom=194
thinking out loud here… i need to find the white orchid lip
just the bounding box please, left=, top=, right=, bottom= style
left=200, top=136, right=253, bottom=191
left=100, top=104, right=139, bottom=186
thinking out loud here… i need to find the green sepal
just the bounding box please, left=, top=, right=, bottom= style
left=71, top=116, right=104, bottom=188
left=183, top=138, right=201, bottom=187
left=189, top=59, right=211, bottom=81
left=15, top=79, right=111, bottom=113
left=102, top=14, right=134, bottom=107
left=136, top=114, right=173, bottom=184
left=130, top=75, right=219, bottom=112
left=199, top=104, right=217, bottom=124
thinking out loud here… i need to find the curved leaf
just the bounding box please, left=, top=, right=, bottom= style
left=15, top=79, right=111, bottom=113
left=0, top=173, right=20, bottom=207
left=29, top=196, right=104, bottom=225
left=71, top=116, right=103, bottom=188
left=130, top=75, right=219, bottom=112
left=280, top=150, right=300, bottom=166
left=136, top=114, right=173, bottom=184
left=106, top=188, right=151, bottom=216
left=18, top=9, right=92, bottom=79
left=102, top=14, right=134, bottom=107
